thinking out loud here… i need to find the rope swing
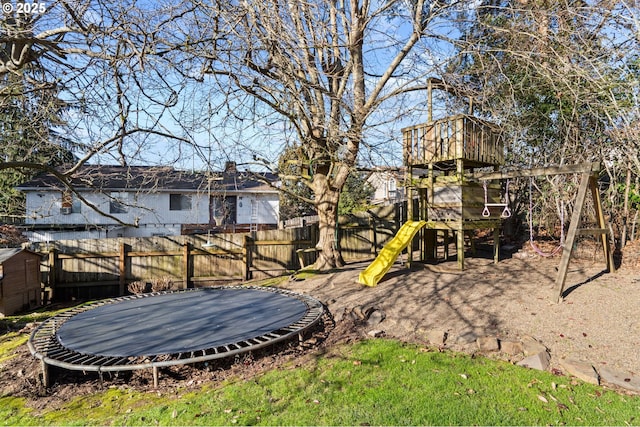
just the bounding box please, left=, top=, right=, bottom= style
left=528, top=177, right=565, bottom=257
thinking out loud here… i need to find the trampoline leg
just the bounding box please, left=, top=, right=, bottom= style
left=152, top=366, right=159, bottom=388
left=41, top=359, right=50, bottom=388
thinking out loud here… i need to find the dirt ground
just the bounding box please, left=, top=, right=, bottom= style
left=2, top=239, right=639, bottom=408
left=282, top=239, right=640, bottom=378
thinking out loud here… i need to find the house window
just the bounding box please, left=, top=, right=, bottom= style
left=109, top=192, right=129, bottom=214
left=170, top=194, right=192, bottom=211
left=60, top=191, right=81, bottom=214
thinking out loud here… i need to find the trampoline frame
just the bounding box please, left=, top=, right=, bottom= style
left=28, top=286, right=325, bottom=387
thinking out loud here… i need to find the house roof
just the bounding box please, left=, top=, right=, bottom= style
left=17, top=165, right=279, bottom=193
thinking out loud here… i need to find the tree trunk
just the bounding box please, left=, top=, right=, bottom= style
left=621, top=165, right=632, bottom=248
left=312, top=178, right=345, bottom=270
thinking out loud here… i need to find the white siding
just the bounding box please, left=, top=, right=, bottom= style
left=236, top=194, right=279, bottom=225
left=24, top=191, right=210, bottom=226
left=23, top=189, right=279, bottom=241
left=236, top=195, right=252, bottom=224
left=367, top=172, right=404, bottom=205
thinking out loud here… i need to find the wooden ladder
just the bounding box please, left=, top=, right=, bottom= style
left=249, top=199, right=258, bottom=232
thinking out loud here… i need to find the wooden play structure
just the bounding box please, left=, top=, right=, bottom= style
left=402, top=78, right=505, bottom=270
left=360, top=78, right=615, bottom=302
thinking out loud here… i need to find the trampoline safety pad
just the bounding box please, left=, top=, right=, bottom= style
left=28, top=286, right=325, bottom=386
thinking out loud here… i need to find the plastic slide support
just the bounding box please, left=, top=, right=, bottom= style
left=358, top=220, right=427, bottom=287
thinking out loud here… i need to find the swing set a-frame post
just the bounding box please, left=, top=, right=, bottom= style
left=474, top=162, right=615, bottom=303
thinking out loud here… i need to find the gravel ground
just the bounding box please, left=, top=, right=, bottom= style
left=282, top=242, right=640, bottom=378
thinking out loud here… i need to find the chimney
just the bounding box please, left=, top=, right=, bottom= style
left=224, top=161, right=237, bottom=174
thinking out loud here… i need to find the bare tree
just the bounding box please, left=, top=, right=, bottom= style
left=178, top=0, right=457, bottom=269
left=5, top=0, right=638, bottom=257
left=0, top=1, right=202, bottom=223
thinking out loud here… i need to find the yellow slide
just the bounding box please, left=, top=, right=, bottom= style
left=358, top=220, right=427, bottom=287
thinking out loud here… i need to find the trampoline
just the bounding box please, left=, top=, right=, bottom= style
left=28, top=286, right=325, bottom=387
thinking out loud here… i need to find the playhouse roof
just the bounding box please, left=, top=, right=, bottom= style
left=0, top=248, right=40, bottom=265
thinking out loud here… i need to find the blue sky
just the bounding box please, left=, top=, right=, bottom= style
left=37, top=1, right=639, bottom=173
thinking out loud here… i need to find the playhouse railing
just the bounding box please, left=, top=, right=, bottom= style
left=402, top=114, right=504, bottom=168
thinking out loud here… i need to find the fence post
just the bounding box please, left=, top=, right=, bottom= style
left=119, top=243, right=128, bottom=295
left=182, top=243, right=191, bottom=289
left=48, top=249, right=57, bottom=290
left=369, top=217, right=377, bottom=255
left=244, top=235, right=252, bottom=281
left=310, top=223, right=319, bottom=247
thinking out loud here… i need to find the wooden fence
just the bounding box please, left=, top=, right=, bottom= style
left=30, top=204, right=403, bottom=301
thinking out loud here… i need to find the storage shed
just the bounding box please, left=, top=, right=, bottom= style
left=0, top=248, right=42, bottom=316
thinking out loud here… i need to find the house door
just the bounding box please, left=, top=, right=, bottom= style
left=210, top=195, right=237, bottom=225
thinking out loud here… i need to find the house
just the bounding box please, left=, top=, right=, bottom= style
left=366, top=168, right=405, bottom=206
left=0, top=248, right=42, bottom=316
left=16, top=163, right=280, bottom=242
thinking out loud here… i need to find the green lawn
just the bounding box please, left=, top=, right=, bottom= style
left=2, top=337, right=639, bottom=426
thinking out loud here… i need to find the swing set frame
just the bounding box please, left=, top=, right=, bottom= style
left=402, top=80, right=612, bottom=302
left=474, top=162, right=615, bottom=302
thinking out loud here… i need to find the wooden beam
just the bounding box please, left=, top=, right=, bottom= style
left=456, top=230, right=465, bottom=270
left=577, top=228, right=609, bottom=236
left=589, top=175, right=616, bottom=273
left=555, top=172, right=591, bottom=302
left=493, top=228, right=500, bottom=264
left=473, top=162, right=600, bottom=181
left=246, top=239, right=313, bottom=246
left=57, top=252, right=119, bottom=259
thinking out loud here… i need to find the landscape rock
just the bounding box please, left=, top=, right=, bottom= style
left=366, top=309, right=386, bottom=326
left=350, top=306, right=366, bottom=321
left=598, top=366, right=640, bottom=392
left=476, top=336, right=500, bottom=352
left=422, top=329, right=448, bottom=346
left=456, top=330, right=478, bottom=345
left=517, top=351, right=551, bottom=371
left=560, top=358, right=600, bottom=385
left=500, top=340, right=524, bottom=355
left=367, top=329, right=385, bottom=338
left=521, top=335, right=548, bottom=356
